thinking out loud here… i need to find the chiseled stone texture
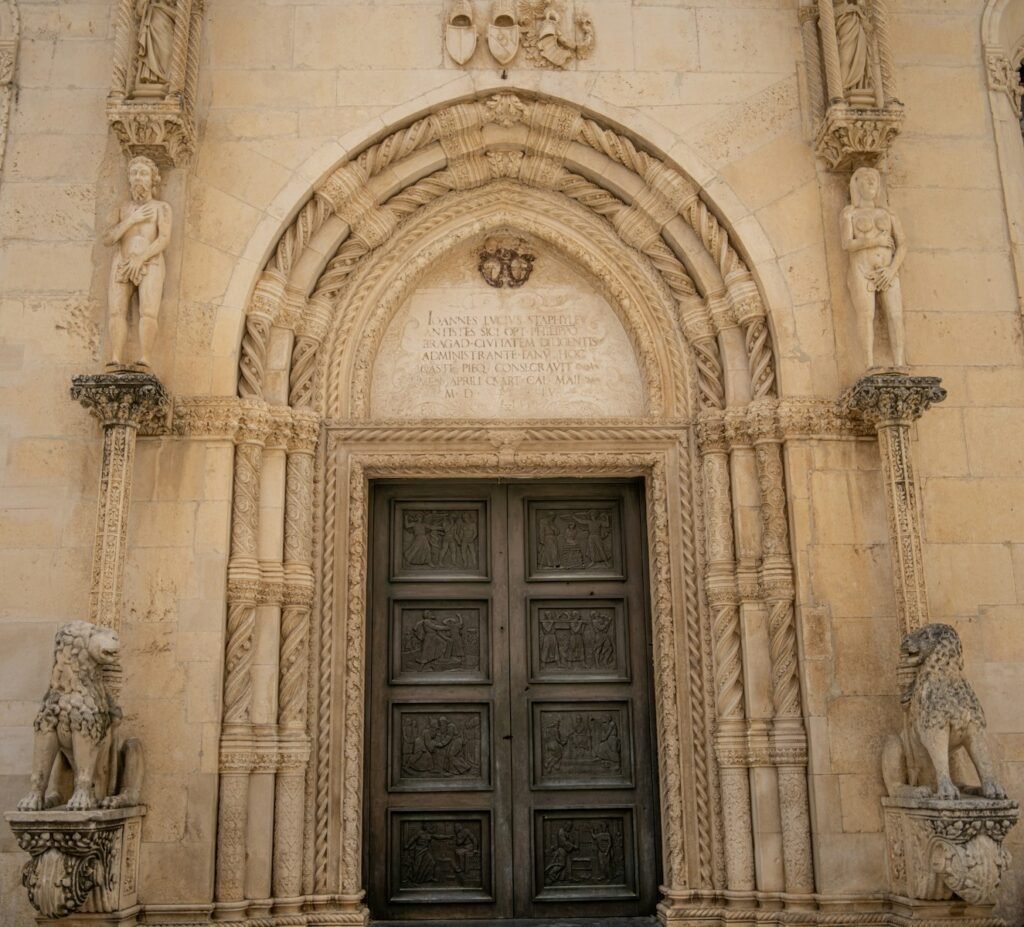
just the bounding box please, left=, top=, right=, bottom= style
left=1, top=1, right=1024, bottom=924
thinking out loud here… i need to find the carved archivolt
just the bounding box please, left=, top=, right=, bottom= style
left=234, top=92, right=779, bottom=415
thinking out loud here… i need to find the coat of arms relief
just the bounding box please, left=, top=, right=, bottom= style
left=445, top=0, right=594, bottom=69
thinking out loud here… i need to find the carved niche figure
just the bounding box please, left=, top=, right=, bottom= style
left=17, top=621, right=144, bottom=813
left=840, top=166, right=906, bottom=369
left=134, top=0, right=177, bottom=89
left=835, top=0, right=872, bottom=103
left=882, top=624, right=1006, bottom=802
left=104, top=155, right=172, bottom=369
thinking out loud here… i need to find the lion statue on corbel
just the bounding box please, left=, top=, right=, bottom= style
left=882, top=623, right=1006, bottom=801
left=17, top=621, right=143, bottom=812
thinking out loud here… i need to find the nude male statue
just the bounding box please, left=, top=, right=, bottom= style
left=104, top=155, right=172, bottom=369
left=840, top=166, right=907, bottom=369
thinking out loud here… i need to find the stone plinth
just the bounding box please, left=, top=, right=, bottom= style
left=882, top=797, right=1018, bottom=907
left=4, top=806, right=146, bottom=925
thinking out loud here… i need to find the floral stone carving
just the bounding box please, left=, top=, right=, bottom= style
left=5, top=621, right=145, bottom=921
left=881, top=624, right=1018, bottom=905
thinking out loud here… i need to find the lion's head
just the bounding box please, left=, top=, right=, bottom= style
left=896, top=623, right=964, bottom=704
left=34, top=621, right=120, bottom=741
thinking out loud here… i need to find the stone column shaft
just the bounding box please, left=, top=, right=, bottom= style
left=845, top=374, right=946, bottom=636
left=71, top=372, right=169, bottom=635
left=816, top=0, right=845, bottom=104
left=799, top=5, right=825, bottom=123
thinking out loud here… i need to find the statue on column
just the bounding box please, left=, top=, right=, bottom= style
left=135, top=0, right=177, bottom=88
left=103, top=155, right=172, bottom=369
left=840, top=166, right=906, bottom=370
left=835, top=0, right=871, bottom=101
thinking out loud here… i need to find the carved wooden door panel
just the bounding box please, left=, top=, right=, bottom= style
left=367, top=481, right=659, bottom=920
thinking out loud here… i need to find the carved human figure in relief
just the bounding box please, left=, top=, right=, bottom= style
left=135, top=0, right=177, bottom=87
left=841, top=166, right=906, bottom=369
left=104, top=155, right=172, bottom=369
left=835, top=0, right=871, bottom=101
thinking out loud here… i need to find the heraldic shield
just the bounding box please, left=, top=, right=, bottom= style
left=446, top=0, right=478, bottom=65
left=488, top=0, right=520, bottom=66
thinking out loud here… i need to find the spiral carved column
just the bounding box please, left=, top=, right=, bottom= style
left=750, top=403, right=815, bottom=899
left=217, top=402, right=270, bottom=909
left=698, top=413, right=756, bottom=896
left=272, top=412, right=318, bottom=906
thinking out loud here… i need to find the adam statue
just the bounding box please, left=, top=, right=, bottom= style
left=840, top=166, right=907, bottom=370
left=103, top=155, right=172, bottom=370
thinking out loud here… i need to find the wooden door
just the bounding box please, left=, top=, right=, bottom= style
left=366, top=481, right=659, bottom=920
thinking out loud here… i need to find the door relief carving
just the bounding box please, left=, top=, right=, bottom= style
left=533, top=702, right=633, bottom=788
left=536, top=811, right=635, bottom=899
left=393, top=502, right=488, bottom=580
left=391, top=812, right=491, bottom=902
left=527, top=501, right=623, bottom=579
left=391, top=601, right=489, bottom=684
left=529, top=599, right=629, bottom=681
left=391, top=704, right=489, bottom=790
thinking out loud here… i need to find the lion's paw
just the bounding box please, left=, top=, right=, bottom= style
left=66, top=787, right=97, bottom=811
left=936, top=778, right=960, bottom=801
left=982, top=780, right=1007, bottom=800
left=16, top=791, right=43, bottom=812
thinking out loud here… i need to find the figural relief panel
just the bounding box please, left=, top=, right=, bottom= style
left=391, top=600, right=490, bottom=684
left=370, top=239, right=644, bottom=420
left=391, top=500, right=488, bottom=581
left=390, top=812, right=492, bottom=902
left=534, top=810, right=636, bottom=900
left=532, top=701, right=633, bottom=789
left=529, top=599, right=629, bottom=682
left=526, top=500, right=623, bottom=580
left=390, top=703, right=490, bottom=791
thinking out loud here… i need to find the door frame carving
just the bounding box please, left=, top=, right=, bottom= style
left=316, top=423, right=710, bottom=921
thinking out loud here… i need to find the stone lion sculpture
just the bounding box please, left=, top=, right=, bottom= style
left=17, top=621, right=143, bottom=812
left=882, top=623, right=1005, bottom=801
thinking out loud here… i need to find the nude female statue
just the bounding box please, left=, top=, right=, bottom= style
left=840, top=166, right=907, bottom=369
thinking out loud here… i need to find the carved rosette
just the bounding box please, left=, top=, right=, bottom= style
left=844, top=374, right=946, bottom=634
left=5, top=807, right=145, bottom=919
left=883, top=798, right=1019, bottom=905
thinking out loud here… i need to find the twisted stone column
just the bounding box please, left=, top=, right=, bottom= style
left=71, top=372, right=170, bottom=634
left=844, top=374, right=946, bottom=635
left=698, top=413, right=756, bottom=894
left=217, top=402, right=270, bottom=907
left=816, top=0, right=844, bottom=105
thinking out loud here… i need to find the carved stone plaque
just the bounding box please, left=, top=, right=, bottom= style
left=390, top=811, right=492, bottom=903
left=370, top=240, right=644, bottom=420
left=526, top=500, right=624, bottom=580
left=528, top=599, right=629, bottom=683
left=391, top=600, right=489, bottom=684
left=534, top=809, right=637, bottom=901
left=392, top=500, right=488, bottom=581
left=390, top=703, right=490, bottom=791
left=532, top=702, right=633, bottom=789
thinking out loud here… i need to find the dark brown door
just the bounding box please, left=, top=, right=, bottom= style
left=366, top=480, right=659, bottom=920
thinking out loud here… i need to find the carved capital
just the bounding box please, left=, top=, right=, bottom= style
left=482, top=92, right=531, bottom=128
left=107, top=103, right=197, bottom=169
left=843, top=373, right=947, bottom=427
left=71, top=371, right=170, bottom=432
left=173, top=397, right=242, bottom=439
left=813, top=104, right=905, bottom=171
left=236, top=400, right=272, bottom=446
left=695, top=410, right=729, bottom=454
left=289, top=409, right=321, bottom=453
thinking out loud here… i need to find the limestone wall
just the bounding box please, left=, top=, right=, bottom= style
left=1, top=0, right=1023, bottom=923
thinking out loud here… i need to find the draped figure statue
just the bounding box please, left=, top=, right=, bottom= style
left=835, top=0, right=871, bottom=99
left=135, top=0, right=177, bottom=87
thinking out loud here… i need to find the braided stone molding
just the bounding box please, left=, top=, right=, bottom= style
left=236, top=93, right=781, bottom=415
left=107, top=0, right=204, bottom=167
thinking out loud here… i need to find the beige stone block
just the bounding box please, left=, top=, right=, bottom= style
left=130, top=502, right=197, bottom=548
left=576, top=0, right=635, bottom=72
left=19, top=4, right=113, bottom=39
left=208, top=2, right=294, bottom=69
left=809, top=772, right=843, bottom=834
left=890, top=137, right=1001, bottom=191
left=964, top=408, right=1024, bottom=476
left=210, top=69, right=337, bottom=110
left=132, top=702, right=201, bottom=775
left=826, top=696, right=901, bottom=775
left=206, top=107, right=300, bottom=142
left=298, top=105, right=393, bottom=141
left=140, top=775, right=188, bottom=842
left=979, top=606, right=1024, bottom=664
left=802, top=657, right=831, bottom=717
left=897, top=187, right=1008, bottom=252
left=913, top=407, right=968, bottom=477
left=47, top=39, right=112, bottom=89
left=632, top=7, right=698, bottom=73
left=6, top=133, right=108, bottom=182
left=838, top=773, right=884, bottom=833
left=0, top=725, right=33, bottom=777
left=195, top=142, right=295, bottom=213
left=138, top=840, right=215, bottom=905
left=967, top=367, right=1024, bottom=406
left=695, top=9, right=799, bottom=74
left=890, top=12, right=979, bottom=66
left=0, top=241, right=96, bottom=293
left=186, top=659, right=222, bottom=725
left=294, top=4, right=442, bottom=70
left=832, top=618, right=897, bottom=697
left=925, top=478, right=1024, bottom=543
left=333, top=70, right=456, bottom=108
left=928, top=544, right=1015, bottom=616
left=814, top=833, right=887, bottom=893
left=901, top=250, right=1018, bottom=314
left=0, top=845, right=36, bottom=926
left=899, top=66, right=990, bottom=138
left=810, top=470, right=887, bottom=546
left=975, top=663, right=1024, bottom=733
left=0, top=623, right=56, bottom=701
left=0, top=507, right=61, bottom=549
left=907, top=311, right=1023, bottom=368
left=723, top=129, right=818, bottom=211
left=0, top=549, right=90, bottom=619
left=10, top=87, right=106, bottom=136
left=185, top=181, right=263, bottom=257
